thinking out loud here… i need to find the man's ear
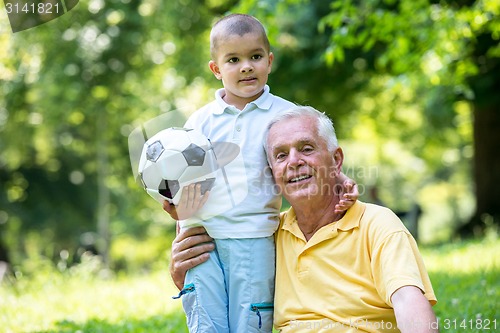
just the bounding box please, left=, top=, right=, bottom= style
left=209, top=60, right=222, bottom=80
left=333, top=147, right=344, bottom=176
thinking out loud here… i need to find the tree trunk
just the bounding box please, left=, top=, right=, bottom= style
left=0, top=238, right=9, bottom=263
left=0, top=235, right=9, bottom=282
left=459, top=31, right=500, bottom=237
left=96, top=105, right=110, bottom=267
left=461, top=106, right=500, bottom=236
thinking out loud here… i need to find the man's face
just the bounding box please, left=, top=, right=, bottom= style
left=267, top=115, right=343, bottom=204
left=209, top=32, right=273, bottom=108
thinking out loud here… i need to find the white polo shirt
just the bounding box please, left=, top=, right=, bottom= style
left=182, top=85, right=295, bottom=239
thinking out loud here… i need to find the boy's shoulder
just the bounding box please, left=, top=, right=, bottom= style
left=263, top=87, right=296, bottom=112
left=186, top=99, right=219, bottom=123
left=269, top=91, right=294, bottom=104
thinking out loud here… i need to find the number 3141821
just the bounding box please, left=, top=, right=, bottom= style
left=442, top=318, right=497, bottom=330
left=6, top=2, right=61, bottom=14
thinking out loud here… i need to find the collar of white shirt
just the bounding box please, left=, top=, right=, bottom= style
left=213, top=85, right=273, bottom=114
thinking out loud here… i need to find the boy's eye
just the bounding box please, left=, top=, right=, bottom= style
left=228, top=57, right=239, bottom=63
left=252, top=54, right=263, bottom=60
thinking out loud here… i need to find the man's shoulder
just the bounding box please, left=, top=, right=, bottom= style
left=360, top=202, right=408, bottom=234
left=278, top=207, right=294, bottom=225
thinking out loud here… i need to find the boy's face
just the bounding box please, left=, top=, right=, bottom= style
left=209, top=32, right=274, bottom=109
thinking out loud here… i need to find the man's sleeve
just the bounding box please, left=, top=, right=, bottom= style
left=371, top=231, right=437, bottom=307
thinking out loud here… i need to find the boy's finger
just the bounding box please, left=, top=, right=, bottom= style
left=199, top=191, right=210, bottom=207
left=187, top=184, right=196, bottom=208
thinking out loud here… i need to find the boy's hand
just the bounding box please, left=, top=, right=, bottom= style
left=335, top=173, right=359, bottom=213
left=162, top=183, right=210, bottom=220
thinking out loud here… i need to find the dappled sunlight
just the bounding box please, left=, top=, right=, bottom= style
left=422, top=239, right=500, bottom=274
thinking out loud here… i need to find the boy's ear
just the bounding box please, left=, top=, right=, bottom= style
left=268, top=52, right=274, bottom=74
left=209, top=60, right=222, bottom=80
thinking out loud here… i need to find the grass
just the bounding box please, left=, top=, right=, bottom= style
left=1, top=238, right=499, bottom=333
left=421, top=239, right=500, bottom=332
left=0, top=258, right=189, bottom=333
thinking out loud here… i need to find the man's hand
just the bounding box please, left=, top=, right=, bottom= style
left=170, top=226, right=215, bottom=290
left=162, top=183, right=210, bottom=220
left=335, top=172, right=359, bottom=213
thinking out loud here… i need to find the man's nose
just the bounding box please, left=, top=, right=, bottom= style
left=288, top=150, right=304, bottom=167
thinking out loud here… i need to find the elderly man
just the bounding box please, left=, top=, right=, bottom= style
left=170, top=106, right=438, bottom=332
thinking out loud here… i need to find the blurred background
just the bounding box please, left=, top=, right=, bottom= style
left=0, top=0, right=499, bottom=332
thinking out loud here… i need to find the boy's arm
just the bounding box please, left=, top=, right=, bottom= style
left=335, top=172, right=359, bottom=213
left=163, top=185, right=213, bottom=290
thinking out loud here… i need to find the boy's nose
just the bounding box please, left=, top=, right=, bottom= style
left=240, top=62, right=253, bottom=73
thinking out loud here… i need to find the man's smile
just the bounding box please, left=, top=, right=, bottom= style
left=288, top=174, right=313, bottom=184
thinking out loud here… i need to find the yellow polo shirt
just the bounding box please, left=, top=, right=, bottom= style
left=274, top=201, right=436, bottom=332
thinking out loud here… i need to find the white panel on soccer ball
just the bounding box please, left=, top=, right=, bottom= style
left=140, top=162, right=164, bottom=191
left=186, top=130, right=212, bottom=149
left=145, top=187, right=165, bottom=204
left=159, top=128, right=193, bottom=152
left=155, top=149, right=189, bottom=180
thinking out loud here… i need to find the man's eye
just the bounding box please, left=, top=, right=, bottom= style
left=276, top=153, right=287, bottom=161
left=228, top=57, right=239, bottom=63
left=303, top=146, right=314, bottom=153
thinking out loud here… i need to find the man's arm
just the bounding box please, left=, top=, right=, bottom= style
left=391, top=286, right=438, bottom=333
left=169, top=226, right=214, bottom=290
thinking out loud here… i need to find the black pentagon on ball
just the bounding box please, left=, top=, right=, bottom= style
left=182, top=143, right=206, bottom=166
left=159, top=179, right=180, bottom=200
left=146, top=140, right=164, bottom=162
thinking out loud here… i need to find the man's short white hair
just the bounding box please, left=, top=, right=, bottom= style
left=265, top=105, right=338, bottom=158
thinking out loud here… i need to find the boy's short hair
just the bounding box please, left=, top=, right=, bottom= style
left=210, top=14, right=270, bottom=59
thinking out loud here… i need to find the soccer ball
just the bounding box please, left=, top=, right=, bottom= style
left=138, top=127, right=218, bottom=205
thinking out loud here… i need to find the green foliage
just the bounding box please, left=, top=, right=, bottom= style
left=234, top=0, right=500, bottom=240
left=1, top=0, right=497, bottom=273
left=0, top=0, right=213, bottom=268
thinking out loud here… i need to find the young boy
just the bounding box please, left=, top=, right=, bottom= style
left=163, top=14, right=357, bottom=332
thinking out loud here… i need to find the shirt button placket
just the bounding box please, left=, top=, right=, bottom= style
left=234, top=115, right=242, bottom=141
